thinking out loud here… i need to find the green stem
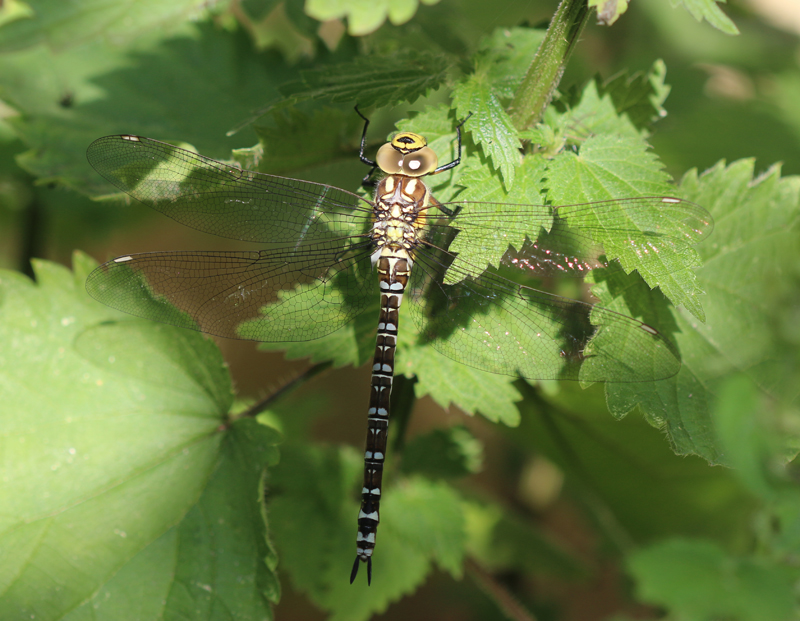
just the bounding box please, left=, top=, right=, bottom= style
left=508, top=0, right=593, bottom=130
left=466, top=557, right=539, bottom=621
left=234, top=361, right=332, bottom=420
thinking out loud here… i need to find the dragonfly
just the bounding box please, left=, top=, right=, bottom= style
left=85, top=110, right=712, bottom=585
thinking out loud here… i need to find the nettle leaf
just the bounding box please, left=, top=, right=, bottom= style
left=267, top=444, right=359, bottom=598
left=558, top=79, right=641, bottom=139
left=257, top=301, right=378, bottom=368
left=305, top=0, right=441, bottom=35
left=279, top=50, right=449, bottom=110
left=269, top=445, right=466, bottom=620
left=398, top=337, right=522, bottom=426
left=627, top=539, right=795, bottom=621
left=475, top=27, right=546, bottom=99
left=0, top=0, right=212, bottom=52
left=598, top=60, right=671, bottom=131
left=728, top=382, right=800, bottom=515
left=255, top=271, right=379, bottom=368
left=606, top=160, right=800, bottom=462
left=671, top=0, right=740, bottom=35
left=453, top=73, right=521, bottom=188
left=8, top=23, right=293, bottom=194
left=546, top=133, right=709, bottom=321
left=443, top=155, right=550, bottom=280
left=252, top=107, right=361, bottom=174
left=0, top=253, right=280, bottom=620
left=712, top=376, right=800, bottom=495
left=400, top=426, right=484, bottom=479
left=62, top=417, right=282, bottom=621
left=383, top=477, right=466, bottom=577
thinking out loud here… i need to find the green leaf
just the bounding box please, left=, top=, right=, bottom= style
left=0, top=254, right=281, bottom=620
left=252, top=107, right=361, bottom=174
left=400, top=425, right=484, bottom=478
left=62, top=419, right=282, bottom=621
left=515, top=381, right=755, bottom=544
left=627, top=539, right=795, bottom=621
left=257, top=300, right=377, bottom=368
left=671, top=0, right=740, bottom=35
left=0, top=0, right=214, bottom=52
left=278, top=50, right=449, bottom=109
left=5, top=23, right=294, bottom=194
left=383, top=477, right=466, bottom=577
left=268, top=444, right=466, bottom=619
left=475, top=27, right=546, bottom=99
left=399, top=339, right=522, bottom=426
left=255, top=271, right=379, bottom=368
left=546, top=131, right=708, bottom=321
left=0, top=0, right=35, bottom=29
left=606, top=160, right=800, bottom=462
left=464, top=501, right=585, bottom=578
left=305, top=0, right=441, bottom=35
left=711, top=375, right=800, bottom=517
left=444, top=155, right=549, bottom=279
left=711, top=376, right=776, bottom=497
left=590, top=0, right=629, bottom=25
left=452, top=73, right=521, bottom=188
left=559, top=79, right=641, bottom=139
left=597, top=60, right=671, bottom=131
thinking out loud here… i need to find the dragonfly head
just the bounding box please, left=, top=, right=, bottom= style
left=376, top=132, right=438, bottom=177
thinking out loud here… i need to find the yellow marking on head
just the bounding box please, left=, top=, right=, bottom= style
left=391, top=132, right=426, bottom=154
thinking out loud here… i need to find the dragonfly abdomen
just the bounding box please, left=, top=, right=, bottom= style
left=351, top=251, right=413, bottom=585
left=352, top=173, right=427, bottom=585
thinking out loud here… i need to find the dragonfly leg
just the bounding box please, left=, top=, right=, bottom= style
left=361, top=166, right=379, bottom=189
left=355, top=105, right=377, bottom=168
left=433, top=111, right=473, bottom=175
left=431, top=195, right=462, bottom=218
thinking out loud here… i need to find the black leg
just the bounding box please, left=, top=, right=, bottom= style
left=355, top=105, right=377, bottom=168
left=433, top=112, right=473, bottom=175
left=361, top=168, right=379, bottom=189
left=430, top=195, right=462, bottom=218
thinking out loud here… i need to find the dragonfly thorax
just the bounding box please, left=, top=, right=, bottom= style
left=370, top=174, right=429, bottom=265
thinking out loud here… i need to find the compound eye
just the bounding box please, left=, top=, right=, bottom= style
left=376, top=143, right=403, bottom=174
left=401, top=146, right=438, bottom=177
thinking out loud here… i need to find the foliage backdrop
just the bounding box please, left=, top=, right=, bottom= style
left=1, top=0, right=799, bottom=620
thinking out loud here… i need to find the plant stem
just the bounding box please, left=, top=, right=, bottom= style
left=466, top=557, right=539, bottom=621
left=234, top=361, right=332, bottom=420
left=508, top=0, right=593, bottom=130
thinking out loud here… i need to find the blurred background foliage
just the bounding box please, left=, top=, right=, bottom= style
left=1, top=0, right=799, bottom=619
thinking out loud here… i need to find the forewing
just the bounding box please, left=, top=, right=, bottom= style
left=86, top=135, right=373, bottom=245
left=85, top=244, right=375, bottom=342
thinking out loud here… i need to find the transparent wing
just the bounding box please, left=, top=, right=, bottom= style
left=86, top=135, right=374, bottom=245
left=408, top=244, right=680, bottom=383
left=425, top=197, right=713, bottom=279
left=85, top=243, right=376, bottom=342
